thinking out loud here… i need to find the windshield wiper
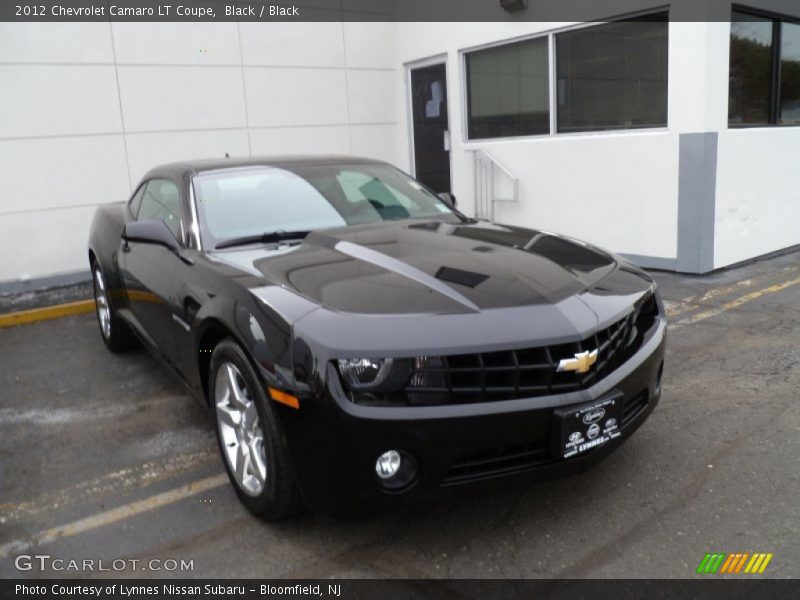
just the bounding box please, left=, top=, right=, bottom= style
left=214, top=230, right=310, bottom=250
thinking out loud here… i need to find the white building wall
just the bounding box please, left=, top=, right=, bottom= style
left=709, top=18, right=800, bottom=268
left=715, top=128, right=800, bottom=267
left=395, top=21, right=731, bottom=264
left=0, top=21, right=400, bottom=286
left=396, top=14, right=800, bottom=271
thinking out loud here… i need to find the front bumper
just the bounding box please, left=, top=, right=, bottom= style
left=282, top=317, right=667, bottom=517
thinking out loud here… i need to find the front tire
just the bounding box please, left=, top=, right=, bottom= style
left=209, top=339, right=299, bottom=520
left=91, top=261, right=136, bottom=352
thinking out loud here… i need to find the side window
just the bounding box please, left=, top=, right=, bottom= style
left=138, top=179, right=183, bottom=241
left=128, top=183, right=146, bottom=217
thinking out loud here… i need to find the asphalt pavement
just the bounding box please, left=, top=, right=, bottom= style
left=1, top=251, right=798, bottom=579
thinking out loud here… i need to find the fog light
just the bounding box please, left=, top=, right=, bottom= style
left=375, top=450, right=402, bottom=479
left=373, top=450, right=419, bottom=491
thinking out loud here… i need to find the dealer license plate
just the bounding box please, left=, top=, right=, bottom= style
left=553, top=393, right=623, bottom=459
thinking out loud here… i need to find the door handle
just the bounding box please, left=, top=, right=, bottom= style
left=443, top=130, right=451, bottom=152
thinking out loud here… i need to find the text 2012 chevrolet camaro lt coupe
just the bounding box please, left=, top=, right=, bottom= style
left=88, top=156, right=666, bottom=519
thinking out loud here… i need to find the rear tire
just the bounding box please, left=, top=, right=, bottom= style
left=91, top=260, right=137, bottom=352
left=209, top=338, right=300, bottom=520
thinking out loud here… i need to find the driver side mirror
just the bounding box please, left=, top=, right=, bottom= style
left=438, top=192, right=457, bottom=209
left=122, top=219, right=180, bottom=253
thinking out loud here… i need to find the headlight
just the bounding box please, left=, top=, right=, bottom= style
left=406, top=356, right=447, bottom=405
left=336, top=358, right=411, bottom=390
left=337, top=358, right=391, bottom=389
left=335, top=357, right=444, bottom=405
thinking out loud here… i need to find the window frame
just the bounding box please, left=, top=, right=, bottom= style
left=460, top=9, right=671, bottom=143
left=729, top=5, right=800, bottom=129
left=127, top=182, right=147, bottom=218
left=464, top=34, right=552, bottom=140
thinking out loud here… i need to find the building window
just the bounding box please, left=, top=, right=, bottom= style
left=781, top=21, right=800, bottom=125
left=729, top=9, right=800, bottom=126
left=463, top=13, right=669, bottom=140
left=465, top=36, right=550, bottom=139
left=556, top=14, right=669, bottom=133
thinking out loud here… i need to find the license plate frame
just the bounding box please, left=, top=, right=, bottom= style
left=553, top=393, right=624, bottom=459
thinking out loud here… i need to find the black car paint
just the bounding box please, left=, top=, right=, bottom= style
left=88, top=156, right=666, bottom=516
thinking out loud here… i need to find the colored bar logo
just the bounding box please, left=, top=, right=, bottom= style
left=696, top=552, right=773, bottom=574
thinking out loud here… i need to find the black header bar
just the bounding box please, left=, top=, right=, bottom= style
left=1, top=0, right=799, bottom=22
left=4, top=579, right=800, bottom=600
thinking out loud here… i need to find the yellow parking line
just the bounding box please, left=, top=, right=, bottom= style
left=0, top=474, right=228, bottom=558
left=671, top=276, right=800, bottom=329
left=1, top=449, right=217, bottom=523
left=665, top=266, right=800, bottom=319
left=0, top=300, right=94, bottom=329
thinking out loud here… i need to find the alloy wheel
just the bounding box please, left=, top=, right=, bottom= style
left=214, top=362, right=268, bottom=496
left=93, top=267, right=111, bottom=340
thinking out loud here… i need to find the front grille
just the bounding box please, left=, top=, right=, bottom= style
left=397, top=293, right=658, bottom=406
left=443, top=388, right=650, bottom=485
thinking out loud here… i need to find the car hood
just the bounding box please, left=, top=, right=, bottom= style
left=210, top=219, right=654, bottom=320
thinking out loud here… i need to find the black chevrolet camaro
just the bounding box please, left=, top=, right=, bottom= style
left=88, top=156, right=666, bottom=519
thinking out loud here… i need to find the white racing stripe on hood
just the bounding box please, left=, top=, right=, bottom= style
left=334, top=240, right=480, bottom=313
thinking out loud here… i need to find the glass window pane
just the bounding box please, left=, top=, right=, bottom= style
left=193, top=164, right=454, bottom=247
left=196, top=168, right=346, bottom=240
left=728, top=13, right=774, bottom=125
left=556, top=14, right=668, bottom=133
left=780, top=21, right=800, bottom=125
left=139, top=179, right=182, bottom=240
left=466, top=36, right=550, bottom=139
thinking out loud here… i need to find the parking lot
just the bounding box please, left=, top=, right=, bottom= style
left=1, top=250, right=799, bottom=579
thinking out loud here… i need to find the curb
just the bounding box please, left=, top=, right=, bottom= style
left=0, top=300, right=95, bottom=329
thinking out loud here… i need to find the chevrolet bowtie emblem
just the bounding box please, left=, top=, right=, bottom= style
left=556, top=349, right=598, bottom=374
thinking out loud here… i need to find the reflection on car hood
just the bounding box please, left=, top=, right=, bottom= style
left=211, top=219, right=653, bottom=316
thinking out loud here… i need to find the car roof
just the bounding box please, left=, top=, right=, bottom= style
left=142, top=155, right=388, bottom=181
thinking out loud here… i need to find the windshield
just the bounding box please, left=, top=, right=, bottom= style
left=192, top=163, right=457, bottom=249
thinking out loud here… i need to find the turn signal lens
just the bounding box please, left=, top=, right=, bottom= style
left=268, top=387, right=300, bottom=409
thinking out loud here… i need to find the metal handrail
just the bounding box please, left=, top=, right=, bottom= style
left=470, top=149, right=519, bottom=222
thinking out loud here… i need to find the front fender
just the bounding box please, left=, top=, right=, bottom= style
left=88, top=203, right=127, bottom=309
left=192, top=287, right=297, bottom=395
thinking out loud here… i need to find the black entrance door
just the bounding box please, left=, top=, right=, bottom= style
left=410, top=63, right=451, bottom=194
